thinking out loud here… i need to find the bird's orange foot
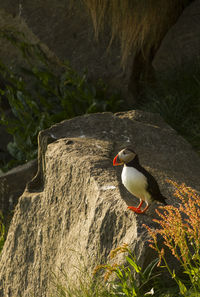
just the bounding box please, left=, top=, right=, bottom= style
left=127, top=206, right=149, bottom=214
left=128, top=206, right=143, bottom=213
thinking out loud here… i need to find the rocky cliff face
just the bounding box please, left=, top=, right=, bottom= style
left=0, top=111, right=200, bottom=296
left=153, top=0, right=200, bottom=73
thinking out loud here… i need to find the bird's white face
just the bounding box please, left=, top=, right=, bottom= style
left=113, top=148, right=136, bottom=166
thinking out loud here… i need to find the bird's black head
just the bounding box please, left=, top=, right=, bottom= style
left=113, top=147, right=137, bottom=166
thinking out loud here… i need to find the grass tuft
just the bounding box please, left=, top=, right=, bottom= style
left=51, top=264, right=112, bottom=297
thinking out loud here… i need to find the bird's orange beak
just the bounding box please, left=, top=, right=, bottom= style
left=113, top=154, right=123, bottom=166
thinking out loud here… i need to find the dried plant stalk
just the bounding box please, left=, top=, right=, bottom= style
left=82, top=0, right=189, bottom=65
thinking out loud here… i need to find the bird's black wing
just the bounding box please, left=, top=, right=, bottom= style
left=126, top=155, right=167, bottom=204
left=137, top=165, right=167, bottom=204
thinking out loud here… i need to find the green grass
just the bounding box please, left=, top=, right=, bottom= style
left=51, top=272, right=112, bottom=297
left=51, top=247, right=179, bottom=297
left=50, top=253, right=181, bottom=297
left=50, top=258, right=113, bottom=297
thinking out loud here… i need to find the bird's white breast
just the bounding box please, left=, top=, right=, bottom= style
left=121, top=165, right=151, bottom=203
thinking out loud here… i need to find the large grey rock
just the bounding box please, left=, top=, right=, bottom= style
left=0, top=111, right=200, bottom=297
left=153, top=0, right=200, bottom=73
left=0, top=159, right=37, bottom=213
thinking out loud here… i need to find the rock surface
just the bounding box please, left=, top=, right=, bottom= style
left=0, top=111, right=200, bottom=297
left=0, top=159, right=37, bottom=213
left=153, top=0, right=200, bottom=73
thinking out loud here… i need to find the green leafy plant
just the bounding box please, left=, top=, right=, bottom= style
left=51, top=272, right=112, bottom=297
left=51, top=243, right=186, bottom=297
left=51, top=245, right=161, bottom=297
left=0, top=29, right=122, bottom=170
left=93, top=243, right=159, bottom=297
left=145, top=180, right=200, bottom=296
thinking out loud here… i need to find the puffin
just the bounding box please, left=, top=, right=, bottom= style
left=113, top=147, right=167, bottom=214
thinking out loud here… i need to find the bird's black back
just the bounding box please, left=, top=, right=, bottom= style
left=126, top=155, right=167, bottom=204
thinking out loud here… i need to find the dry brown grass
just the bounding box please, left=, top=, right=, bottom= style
left=145, top=180, right=200, bottom=293
left=82, top=0, right=189, bottom=65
